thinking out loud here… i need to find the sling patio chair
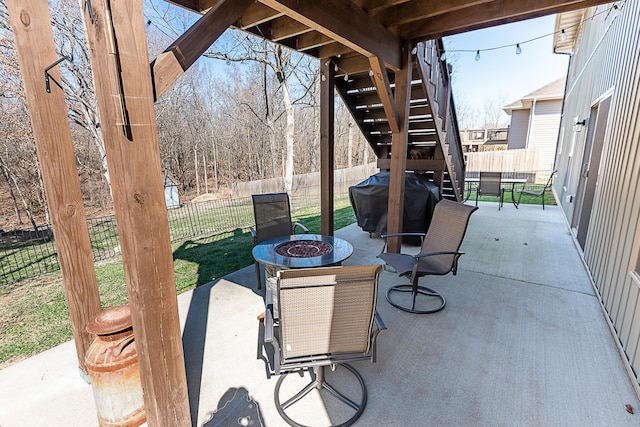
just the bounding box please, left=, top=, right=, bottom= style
left=378, top=199, right=478, bottom=314
left=516, top=170, right=557, bottom=209
left=251, top=192, right=308, bottom=288
left=475, top=171, right=505, bottom=209
left=262, top=265, right=386, bottom=427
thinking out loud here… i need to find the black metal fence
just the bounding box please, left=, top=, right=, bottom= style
left=0, top=188, right=356, bottom=285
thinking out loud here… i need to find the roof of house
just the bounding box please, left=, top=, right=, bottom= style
left=503, top=77, right=567, bottom=114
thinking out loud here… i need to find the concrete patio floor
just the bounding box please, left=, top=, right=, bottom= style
left=1, top=201, right=639, bottom=426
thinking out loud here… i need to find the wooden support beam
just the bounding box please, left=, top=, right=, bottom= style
left=386, top=43, right=412, bottom=254
left=269, top=16, right=311, bottom=41
left=398, top=0, right=615, bottom=40
left=82, top=1, right=190, bottom=425
left=260, top=0, right=401, bottom=69
left=151, top=0, right=254, bottom=100
left=369, top=56, right=400, bottom=133
left=320, top=60, right=335, bottom=236
left=6, top=0, right=102, bottom=375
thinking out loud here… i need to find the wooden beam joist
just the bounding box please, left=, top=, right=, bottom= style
left=397, top=0, right=617, bottom=40
left=151, top=0, right=254, bottom=99
left=378, top=0, right=491, bottom=27
left=269, top=15, right=312, bottom=41
left=236, top=3, right=283, bottom=29
left=259, top=0, right=402, bottom=69
left=296, top=31, right=334, bottom=51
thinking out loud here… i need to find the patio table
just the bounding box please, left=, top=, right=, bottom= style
left=252, top=234, right=353, bottom=317
left=464, top=177, right=527, bottom=208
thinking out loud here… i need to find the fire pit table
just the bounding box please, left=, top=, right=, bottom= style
left=252, top=234, right=354, bottom=317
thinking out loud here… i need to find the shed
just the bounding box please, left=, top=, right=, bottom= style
left=163, top=175, right=179, bottom=209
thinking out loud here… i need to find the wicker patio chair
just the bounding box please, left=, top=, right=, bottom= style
left=378, top=199, right=478, bottom=314
left=251, top=193, right=308, bottom=288
left=475, top=171, right=504, bottom=209
left=262, top=264, right=386, bottom=427
left=516, top=170, right=557, bottom=209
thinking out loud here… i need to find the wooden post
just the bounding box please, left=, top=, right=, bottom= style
left=80, top=1, right=190, bottom=425
left=6, top=0, right=102, bottom=374
left=386, top=43, right=413, bottom=253
left=320, top=59, right=335, bottom=235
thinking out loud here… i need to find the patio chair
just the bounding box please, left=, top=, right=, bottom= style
left=516, top=170, right=557, bottom=209
left=475, top=172, right=504, bottom=209
left=262, top=264, right=386, bottom=427
left=251, top=192, right=308, bottom=288
left=378, top=199, right=478, bottom=314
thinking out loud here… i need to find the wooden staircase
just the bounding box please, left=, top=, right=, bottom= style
left=335, top=39, right=466, bottom=201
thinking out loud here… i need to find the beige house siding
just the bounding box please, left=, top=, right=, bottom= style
left=529, top=100, right=562, bottom=172
left=506, top=110, right=529, bottom=150
left=555, top=3, right=640, bottom=378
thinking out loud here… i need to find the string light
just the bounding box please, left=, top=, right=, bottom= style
left=411, top=46, right=418, bottom=55
left=440, top=52, right=447, bottom=61
left=443, top=2, right=625, bottom=61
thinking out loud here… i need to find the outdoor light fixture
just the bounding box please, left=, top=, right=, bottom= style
left=573, top=118, right=587, bottom=132
left=475, top=50, right=481, bottom=61
left=515, top=44, right=522, bottom=55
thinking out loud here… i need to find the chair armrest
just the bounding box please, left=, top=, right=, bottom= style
left=380, top=232, right=426, bottom=239
left=371, top=311, right=386, bottom=363
left=264, top=289, right=275, bottom=344
left=292, top=222, right=309, bottom=234
left=414, top=250, right=463, bottom=259
left=250, top=227, right=257, bottom=243
left=374, top=311, right=387, bottom=331
left=379, top=232, right=426, bottom=253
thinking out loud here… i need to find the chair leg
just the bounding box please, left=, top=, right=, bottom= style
left=255, top=262, right=262, bottom=289
left=274, top=364, right=367, bottom=427
left=385, top=275, right=446, bottom=314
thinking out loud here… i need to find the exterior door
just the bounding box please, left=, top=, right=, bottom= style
left=572, top=94, right=611, bottom=249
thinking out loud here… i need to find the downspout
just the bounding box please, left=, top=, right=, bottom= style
left=525, top=97, right=537, bottom=149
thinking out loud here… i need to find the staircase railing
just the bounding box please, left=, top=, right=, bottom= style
left=416, top=39, right=466, bottom=201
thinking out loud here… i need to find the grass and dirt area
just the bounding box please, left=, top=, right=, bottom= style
left=0, top=202, right=357, bottom=368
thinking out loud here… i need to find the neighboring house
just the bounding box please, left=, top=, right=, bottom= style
left=552, top=2, right=640, bottom=383
left=503, top=78, right=566, bottom=173
left=460, top=127, right=509, bottom=153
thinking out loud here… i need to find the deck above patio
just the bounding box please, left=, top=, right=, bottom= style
left=1, top=202, right=638, bottom=426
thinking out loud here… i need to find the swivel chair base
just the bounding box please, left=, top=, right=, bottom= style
left=386, top=284, right=446, bottom=314
left=275, top=363, right=367, bottom=427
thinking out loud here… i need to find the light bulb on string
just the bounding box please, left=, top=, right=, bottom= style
left=411, top=46, right=418, bottom=55
left=344, top=73, right=349, bottom=81
left=475, top=50, right=481, bottom=61
left=561, top=29, right=567, bottom=41
left=334, top=64, right=339, bottom=72
left=440, top=51, right=446, bottom=61
left=515, top=44, right=522, bottom=55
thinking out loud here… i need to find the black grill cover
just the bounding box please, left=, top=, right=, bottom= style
left=349, top=172, right=441, bottom=243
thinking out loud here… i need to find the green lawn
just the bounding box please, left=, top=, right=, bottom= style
left=0, top=202, right=356, bottom=367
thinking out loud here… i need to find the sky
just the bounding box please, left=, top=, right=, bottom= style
left=443, top=15, right=570, bottom=127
